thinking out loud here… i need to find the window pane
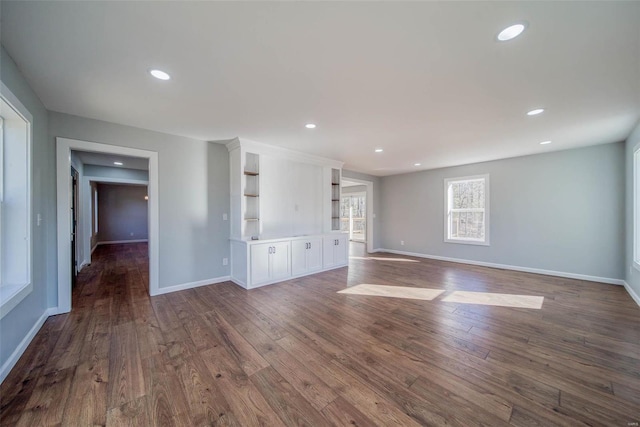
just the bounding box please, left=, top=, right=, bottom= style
left=451, top=180, right=485, bottom=209
left=450, top=211, right=485, bottom=239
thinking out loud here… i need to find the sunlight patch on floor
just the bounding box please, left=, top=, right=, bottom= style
left=349, top=256, right=419, bottom=263
left=338, top=284, right=445, bottom=300
left=338, top=285, right=544, bottom=309
left=442, top=291, right=544, bottom=309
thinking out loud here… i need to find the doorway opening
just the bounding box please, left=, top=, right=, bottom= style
left=341, top=192, right=366, bottom=242
left=56, top=138, right=159, bottom=314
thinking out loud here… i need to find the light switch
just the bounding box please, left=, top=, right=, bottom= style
left=223, top=213, right=228, bottom=221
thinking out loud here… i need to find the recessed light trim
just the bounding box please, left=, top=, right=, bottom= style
left=497, top=22, right=527, bottom=42
left=375, top=148, right=383, bottom=153
left=305, top=123, right=316, bottom=129
left=149, top=69, right=171, bottom=80
left=414, top=163, right=421, bottom=166
left=527, top=108, right=545, bottom=116
left=114, top=161, right=124, bottom=166
left=539, top=140, right=552, bottom=145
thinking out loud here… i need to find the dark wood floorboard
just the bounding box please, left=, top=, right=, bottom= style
left=1, top=242, right=639, bottom=426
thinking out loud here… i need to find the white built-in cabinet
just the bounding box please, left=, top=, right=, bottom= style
left=226, top=138, right=348, bottom=289
left=323, top=234, right=348, bottom=269
left=291, top=237, right=323, bottom=276
left=250, top=241, right=290, bottom=285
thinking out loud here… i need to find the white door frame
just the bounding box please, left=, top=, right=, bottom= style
left=56, top=137, right=159, bottom=313
left=342, top=177, right=374, bottom=253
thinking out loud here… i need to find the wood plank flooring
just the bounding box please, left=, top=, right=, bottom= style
left=1, top=242, right=639, bottom=426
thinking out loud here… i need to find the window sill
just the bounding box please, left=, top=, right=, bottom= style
left=444, top=238, right=490, bottom=247
left=0, top=282, right=33, bottom=320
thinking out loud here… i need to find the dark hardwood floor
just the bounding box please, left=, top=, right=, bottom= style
left=1, top=242, right=639, bottom=426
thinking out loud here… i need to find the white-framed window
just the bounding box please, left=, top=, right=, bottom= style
left=444, top=174, right=490, bottom=246
left=0, top=82, right=33, bottom=319
left=634, top=145, right=640, bottom=271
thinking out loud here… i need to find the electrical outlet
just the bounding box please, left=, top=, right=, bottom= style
left=223, top=213, right=228, bottom=221
left=223, top=258, right=228, bottom=266
left=400, top=240, right=405, bottom=246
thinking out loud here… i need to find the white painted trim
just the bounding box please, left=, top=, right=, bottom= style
left=78, top=261, right=90, bottom=271
left=0, top=82, right=33, bottom=319
left=97, top=239, right=148, bottom=245
left=91, top=244, right=98, bottom=254
left=380, top=248, right=625, bottom=286
left=152, top=275, right=231, bottom=296
left=0, top=283, right=33, bottom=320
left=340, top=176, right=375, bottom=253
left=230, top=278, right=248, bottom=289
left=224, top=137, right=344, bottom=169
left=444, top=174, right=490, bottom=246
left=623, top=281, right=640, bottom=307
left=0, top=308, right=49, bottom=384
left=56, top=137, right=159, bottom=313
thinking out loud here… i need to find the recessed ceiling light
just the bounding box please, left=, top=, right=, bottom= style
left=114, top=161, right=123, bottom=166
left=527, top=108, right=545, bottom=116
left=539, top=140, right=552, bottom=145
left=149, top=69, right=171, bottom=80
left=414, top=163, right=421, bottom=166
left=305, top=123, right=316, bottom=129
left=375, top=148, right=383, bottom=153
left=497, top=23, right=527, bottom=42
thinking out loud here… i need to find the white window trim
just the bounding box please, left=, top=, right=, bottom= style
left=634, top=144, right=640, bottom=272
left=0, top=81, right=33, bottom=319
left=444, top=174, right=490, bottom=246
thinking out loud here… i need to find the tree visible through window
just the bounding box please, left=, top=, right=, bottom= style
left=444, top=175, right=489, bottom=245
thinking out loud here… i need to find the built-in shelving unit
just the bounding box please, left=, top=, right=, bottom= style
left=225, top=138, right=348, bottom=289
left=331, top=168, right=341, bottom=231
left=243, top=152, right=260, bottom=238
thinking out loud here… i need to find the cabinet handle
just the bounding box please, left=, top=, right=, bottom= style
left=273, top=246, right=276, bottom=254
left=309, top=242, right=311, bottom=249
left=335, top=239, right=338, bottom=245
left=268, top=246, right=272, bottom=254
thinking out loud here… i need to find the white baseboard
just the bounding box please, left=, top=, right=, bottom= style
left=371, top=248, right=384, bottom=253
left=78, top=260, right=90, bottom=272
left=380, top=249, right=625, bottom=286
left=151, top=275, right=231, bottom=296
left=623, top=281, right=640, bottom=307
left=230, top=278, right=248, bottom=289
left=91, top=244, right=98, bottom=254
left=97, top=239, right=148, bottom=245
left=0, top=308, right=54, bottom=384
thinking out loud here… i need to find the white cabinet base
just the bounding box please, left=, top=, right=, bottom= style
left=231, top=233, right=348, bottom=289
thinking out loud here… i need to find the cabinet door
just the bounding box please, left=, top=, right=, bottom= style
left=306, top=238, right=323, bottom=272
left=291, top=240, right=308, bottom=276
left=250, top=243, right=271, bottom=285
left=270, top=242, right=291, bottom=281
left=334, top=235, right=348, bottom=266
left=323, top=236, right=336, bottom=268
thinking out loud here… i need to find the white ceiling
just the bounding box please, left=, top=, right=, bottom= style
left=3, top=1, right=639, bottom=176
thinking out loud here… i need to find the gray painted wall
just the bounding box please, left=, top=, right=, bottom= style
left=48, top=112, right=231, bottom=290
left=379, top=143, right=625, bottom=280
left=97, top=184, right=149, bottom=243
left=341, top=170, right=382, bottom=250
left=0, top=47, right=54, bottom=370
left=625, top=122, right=640, bottom=298
left=84, top=164, right=149, bottom=181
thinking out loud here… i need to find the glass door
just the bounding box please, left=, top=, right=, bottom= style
left=340, top=193, right=366, bottom=242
